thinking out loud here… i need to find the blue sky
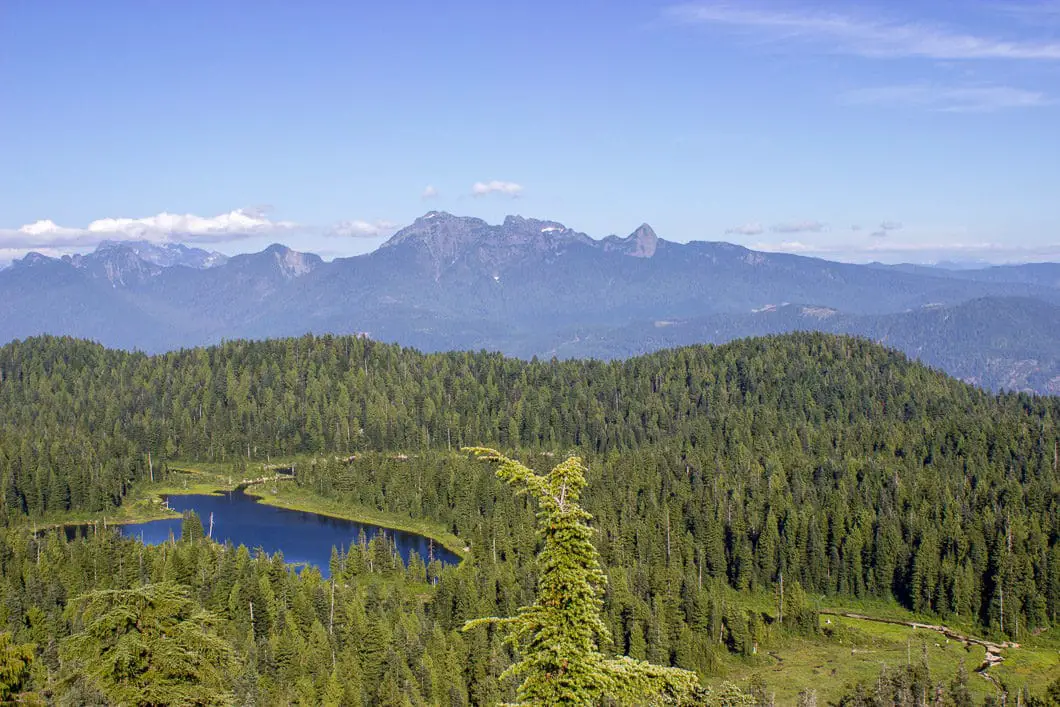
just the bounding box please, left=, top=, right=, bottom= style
left=1, top=0, right=1058, bottom=264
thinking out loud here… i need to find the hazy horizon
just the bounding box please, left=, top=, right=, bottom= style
left=1, top=209, right=1056, bottom=270
left=3, top=1, right=1058, bottom=265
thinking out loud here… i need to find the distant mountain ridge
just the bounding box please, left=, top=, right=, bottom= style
left=90, top=240, right=228, bottom=269
left=2, top=212, right=1059, bottom=393
left=544, top=297, right=1060, bottom=395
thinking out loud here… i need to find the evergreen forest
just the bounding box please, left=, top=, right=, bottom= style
left=3, top=332, right=1060, bottom=704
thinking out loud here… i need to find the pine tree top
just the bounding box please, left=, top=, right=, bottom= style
left=463, top=447, right=702, bottom=706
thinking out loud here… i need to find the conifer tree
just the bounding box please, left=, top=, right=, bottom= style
left=181, top=510, right=206, bottom=543
left=60, top=582, right=234, bottom=706
left=462, top=448, right=701, bottom=706
left=0, top=632, right=35, bottom=702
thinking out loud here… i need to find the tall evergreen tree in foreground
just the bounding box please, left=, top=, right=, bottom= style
left=463, top=447, right=702, bottom=706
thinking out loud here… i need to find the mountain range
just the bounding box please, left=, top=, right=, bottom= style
left=3, top=211, right=1059, bottom=394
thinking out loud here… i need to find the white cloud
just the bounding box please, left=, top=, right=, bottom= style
left=666, top=2, right=1060, bottom=60
left=997, top=1, right=1060, bottom=25
left=725, top=223, right=765, bottom=236
left=0, top=208, right=299, bottom=251
left=327, top=219, right=398, bottom=238
left=843, top=84, right=1051, bottom=111
left=772, top=220, right=826, bottom=234
left=421, top=185, right=440, bottom=200
left=753, top=240, right=818, bottom=253
left=471, top=180, right=524, bottom=198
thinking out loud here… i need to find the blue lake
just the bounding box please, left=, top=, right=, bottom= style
left=73, top=489, right=461, bottom=577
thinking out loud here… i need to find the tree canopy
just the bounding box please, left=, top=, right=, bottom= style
left=2, top=332, right=1060, bottom=701
left=60, top=582, right=233, bottom=706
left=463, top=448, right=702, bottom=705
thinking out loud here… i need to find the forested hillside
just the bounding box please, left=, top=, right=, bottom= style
left=2, top=333, right=1060, bottom=702
left=548, top=296, right=1060, bottom=394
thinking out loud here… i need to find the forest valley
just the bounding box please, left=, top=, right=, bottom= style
left=3, top=332, right=1060, bottom=704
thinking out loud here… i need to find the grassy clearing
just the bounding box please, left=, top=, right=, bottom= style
left=714, top=620, right=986, bottom=704
left=243, top=483, right=468, bottom=559
left=993, top=628, right=1060, bottom=695
left=817, top=595, right=991, bottom=640
left=707, top=610, right=1060, bottom=703
left=31, top=498, right=176, bottom=529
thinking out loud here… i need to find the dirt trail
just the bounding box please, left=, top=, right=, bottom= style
left=819, top=610, right=1018, bottom=686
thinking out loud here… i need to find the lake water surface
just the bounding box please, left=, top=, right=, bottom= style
left=79, top=489, right=461, bottom=577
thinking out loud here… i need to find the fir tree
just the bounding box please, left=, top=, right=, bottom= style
left=59, top=582, right=234, bottom=706
left=181, top=510, right=206, bottom=543
left=462, top=448, right=701, bottom=706
left=0, top=632, right=35, bottom=702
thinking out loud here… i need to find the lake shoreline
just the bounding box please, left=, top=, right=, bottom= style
left=242, top=484, right=469, bottom=559
left=28, top=486, right=222, bottom=531
left=107, top=487, right=464, bottom=576
left=33, top=470, right=468, bottom=562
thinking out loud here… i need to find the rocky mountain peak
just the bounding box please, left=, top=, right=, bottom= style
left=498, top=215, right=585, bottom=245
left=70, top=245, right=162, bottom=287
left=262, top=244, right=321, bottom=279
left=602, top=223, right=659, bottom=258
left=93, top=240, right=228, bottom=269
left=629, top=224, right=658, bottom=258
left=421, top=210, right=455, bottom=221
left=502, top=215, right=574, bottom=237
left=381, top=213, right=488, bottom=253
left=48, top=240, right=232, bottom=288
left=14, top=252, right=56, bottom=268
left=377, top=213, right=597, bottom=281
left=219, top=244, right=322, bottom=282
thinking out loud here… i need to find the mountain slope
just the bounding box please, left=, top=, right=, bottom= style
left=545, top=297, right=1060, bottom=393
left=865, top=297, right=1060, bottom=393
left=1, top=212, right=1058, bottom=392
left=82, top=240, right=228, bottom=269
left=241, top=214, right=1060, bottom=348
left=0, top=255, right=162, bottom=349
left=874, top=261, right=1060, bottom=289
